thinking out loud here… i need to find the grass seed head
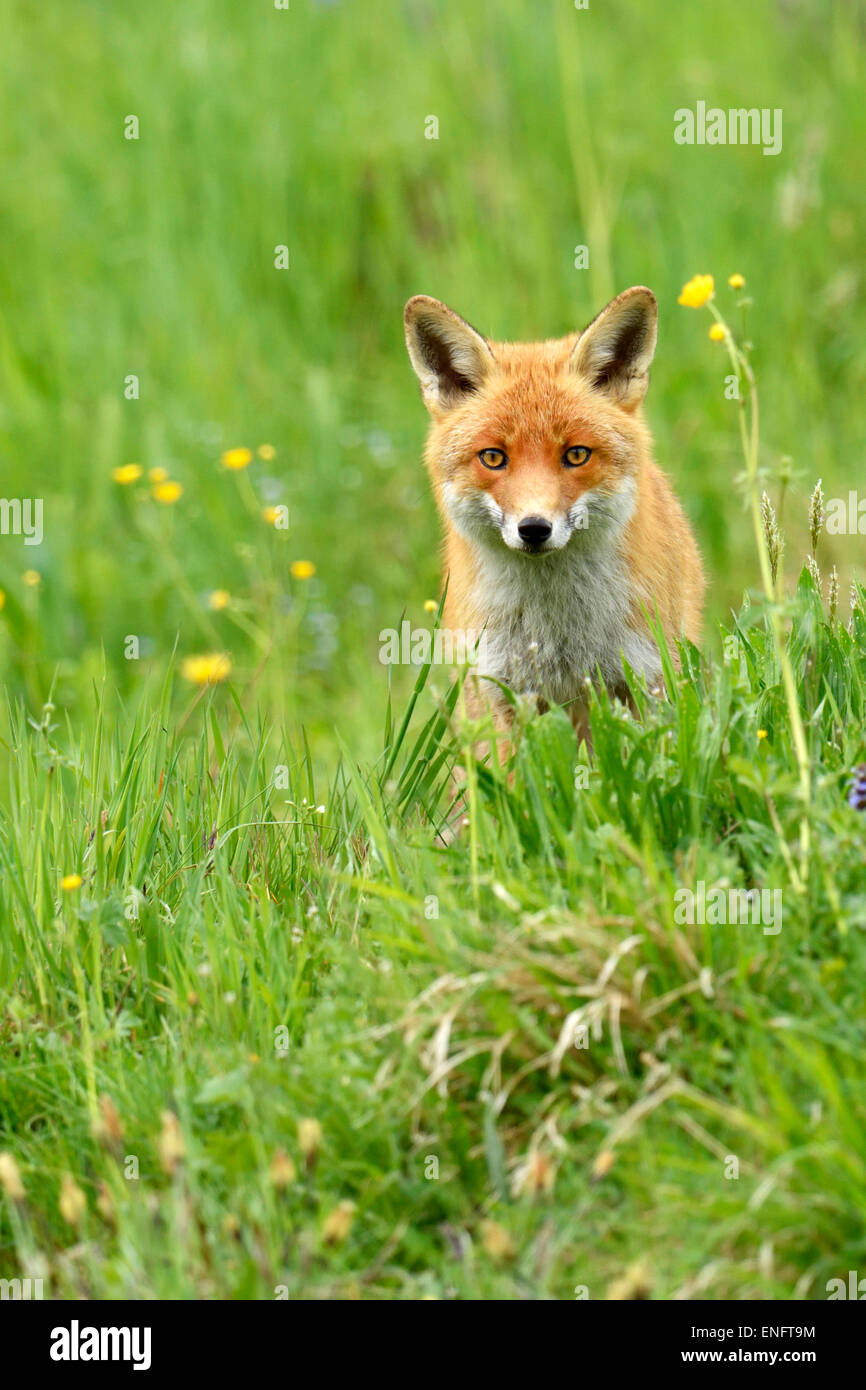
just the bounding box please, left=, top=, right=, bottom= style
left=158, top=1111, right=185, bottom=1174
left=808, top=478, right=825, bottom=552
left=269, top=1149, right=297, bottom=1189
left=0, top=1152, right=25, bottom=1201
left=322, top=1199, right=355, bottom=1245
left=59, top=1173, right=87, bottom=1227
left=480, top=1220, right=516, bottom=1262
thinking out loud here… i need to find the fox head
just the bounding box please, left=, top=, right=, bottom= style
left=404, top=287, right=657, bottom=556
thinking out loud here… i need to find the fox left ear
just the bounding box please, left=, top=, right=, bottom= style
left=404, top=295, right=495, bottom=414
left=570, top=286, right=658, bottom=409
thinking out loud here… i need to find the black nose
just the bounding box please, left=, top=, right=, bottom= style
left=517, top=515, right=553, bottom=547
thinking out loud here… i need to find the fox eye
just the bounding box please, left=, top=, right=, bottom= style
left=563, top=446, right=592, bottom=468
left=478, top=448, right=508, bottom=470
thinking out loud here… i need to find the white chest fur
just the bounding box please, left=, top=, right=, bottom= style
left=470, top=534, right=660, bottom=703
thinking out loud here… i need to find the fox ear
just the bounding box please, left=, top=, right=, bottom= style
left=404, top=296, right=494, bottom=413
left=570, top=287, right=658, bottom=409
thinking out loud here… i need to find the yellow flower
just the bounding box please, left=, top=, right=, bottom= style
left=221, top=447, right=253, bottom=471
left=59, top=1173, right=87, bottom=1227
left=181, top=652, right=232, bottom=686
left=257, top=444, right=276, bottom=461
left=0, top=1152, right=25, bottom=1201
left=709, top=323, right=726, bottom=342
left=207, top=589, right=231, bottom=612
left=112, top=463, right=143, bottom=485
left=61, top=873, right=82, bottom=892
left=22, top=570, right=41, bottom=588
left=148, top=466, right=168, bottom=483
left=757, top=728, right=768, bottom=741
left=423, top=599, right=437, bottom=613
left=677, top=274, right=715, bottom=308
left=728, top=273, right=746, bottom=290
left=0, top=590, right=5, bottom=612
left=290, top=560, right=315, bottom=580
left=322, top=1200, right=355, bottom=1246
left=153, top=480, right=183, bottom=504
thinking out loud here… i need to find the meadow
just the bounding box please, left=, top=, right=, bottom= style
left=0, top=0, right=864, bottom=1299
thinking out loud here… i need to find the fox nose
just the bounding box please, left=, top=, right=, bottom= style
left=517, top=515, right=553, bottom=547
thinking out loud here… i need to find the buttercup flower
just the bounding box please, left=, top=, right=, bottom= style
left=207, top=589, right=231, bottom=611
left=290, top=560, right=316, bottom=580
left=221, top=447, right=253, bottom=471
left=728, top=273, right=746, bottom=290
left=0, top=590, right=5, bottom=612
left=257, top=444, right=276, bottom=461
left=153, top=481, right=183, bottom=504
left=61, top=873, right=82, bottom=891
left=148, top=466, right=168, bottom=484
left=112, top=463, right=143, bottom=485
left=423, top=599, right=437, bottom=613
left=757, top=729, right=768, bottom=742
left=709, top=323, right=726, bottom=342
left=23, top=570, right=40, bottom=588
left=678, top=274, right=715, bottom=308
left=180, top=652, right=232, bottom=686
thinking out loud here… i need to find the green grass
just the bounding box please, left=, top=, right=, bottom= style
left=0, top=0, right=865, bottom=1300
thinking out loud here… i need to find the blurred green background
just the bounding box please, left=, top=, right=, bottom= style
left=0, top=0, right=863, bottom=760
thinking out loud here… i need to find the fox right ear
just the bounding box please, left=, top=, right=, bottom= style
left=404, top=296, right=494, bottom=414
left=570, top=286, right=658, bottom=410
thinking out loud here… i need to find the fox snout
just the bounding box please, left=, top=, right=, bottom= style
left=443, top=476, right=596, bottom=556
left=501, top=500, right=589, bottom=554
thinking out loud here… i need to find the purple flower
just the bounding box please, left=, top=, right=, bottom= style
left=848, top=764, right=866, bottom=811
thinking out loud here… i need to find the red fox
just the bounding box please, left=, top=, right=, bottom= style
left=404, top=286, right=704, bottom=751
